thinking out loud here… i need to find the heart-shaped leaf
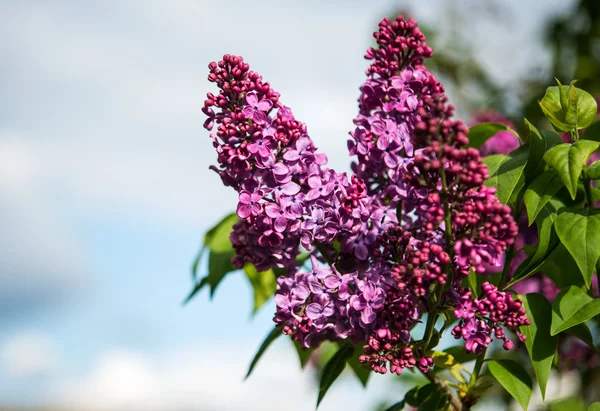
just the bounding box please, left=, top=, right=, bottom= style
left=551, top=286, right=600, bottom=335
left=543, top=140, right=600, bottom=199
left=554, top=208, right=600, bottom=287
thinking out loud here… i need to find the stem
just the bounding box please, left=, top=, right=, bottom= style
left=423, top=369, right=463, bottom=411
left=422, top=312, right=439, bottom=353
left=472, top=347, right=487, bottom=382
left=314, top=240, right=334, bottom=267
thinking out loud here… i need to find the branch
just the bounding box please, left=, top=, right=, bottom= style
left=423, top=369, right=463, bottom=411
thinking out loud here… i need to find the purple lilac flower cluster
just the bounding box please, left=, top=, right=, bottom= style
left=203, top=55, right=396, bottom=273
left=203, top=15, right=527, bottom=377
left=452, top=283, right=529, bottom=353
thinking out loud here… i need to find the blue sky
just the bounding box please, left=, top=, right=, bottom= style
left=0, top=0, right=577, bottom=409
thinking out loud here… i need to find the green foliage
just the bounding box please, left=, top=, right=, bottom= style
left=483, top=144, right=529, bottom=204
left=523, top=169, right=564, bottom=225
left=347, top=348, right=371, bottom=387
left=551, top=286, right=600, bottom=335
left=508, top=196, right=563, bottom=287
left=539, top=79, right=598, bottom=131
left=293, top=341, right=314, bottom=369
left=185, top=213, right=239, bottom=304
left=589, top=402, right=600, bottom=411
left=487, top=359, right=532, bottom=411
left=543, top=141, right=600, bottom=199
left=317, top=343, right=355, bottom=407
left=245, top=327, right=282, bottom=379
left=554, top=209, right=600, bottom=287
left=548, top=397, right=588, bottom=411
left=519, top=293, right=557, bottom=399
left=404, top=383, right=449, bottom=411
left=466, top=122, right=519, bottom=149
left=523, top=120, right=563, bottom=184
left=243, top=263, right=277, bottom=314
left=586, top=160, right=600, bottom=180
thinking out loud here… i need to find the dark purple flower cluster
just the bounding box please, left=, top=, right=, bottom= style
left=452, top=282, right=530, bottom=354
left=203, top=55, right=396, bottom=272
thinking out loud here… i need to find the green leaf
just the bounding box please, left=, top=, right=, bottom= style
left=317, top=343, right=354, bottom=407
left=539, top=244, right=586, bottom=289
left=582, top=120, right=600, bottom=142
left=487, top=359, right=532, bottom=411
left=548, top=397, right=587, bottom=411
left=544, top=141, right=600, bottom=199
left=405, top=383, right=448, bottom=411
left=589, top=402, right=600, bottom=411
left=551, top=286, right=600, bottom=335
left=467, top=122, right=520, bottom=149
left=347, top=347, right=371, bottom=387
left=523, top=119, right=563, bottom=184
left=567, top=323, right=595, bottom=349
left=245, top=327, right=282, bottom=379
left=484, top=144, right=529, bottom=204
left=507, top=196, right=563, bottom=287
left=539, top=81, right=598, bottom=131
left=243, top=264, right=277, bottom=314
left=523, top=169, right=564, bottom=225
left=185, top=213, right=239, bottom=304
left=554, top=208, right=600, bottom=286
left=520, top=293, right=557, bottom=399
left=293, top=340, right=314, bottom=369
left=586, top=160, right=600, bottom=180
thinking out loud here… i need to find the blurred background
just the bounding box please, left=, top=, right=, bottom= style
left=1, top=0, right=598, bottom=410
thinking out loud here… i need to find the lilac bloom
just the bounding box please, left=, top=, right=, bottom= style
left=283, top=137, right=313, bottom=161
left=278, top=105, right=294, bottom=121
left=305, top=294, right=335, bottom=327
left=242, top=92, right=273, bottom=124
left=454, top=300, right=477, bottom=320
left=306, top=175, right=335, bottom=201
left=383, top=88, right=406, bottom=113
left=373, top=119, right=400, bottom=150
left=460, top=318, right=492, bottom=355
left=264, top=203, right=290, bottom=232
left=237, top=190, right=263, bottom=218
left=350, top=281, right=385, bottom=324
left=247, top=137, right=275, bottom=158
left=279, top=192, right=305, bottom=218
left=258, top=230, right=283, bottom=248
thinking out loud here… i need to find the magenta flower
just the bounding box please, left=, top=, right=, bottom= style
left=237, top=190, right=263, bottom=218
left=242, top=92, right=273, bottom=124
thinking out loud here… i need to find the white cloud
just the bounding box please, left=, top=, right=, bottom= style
left=50, top=341, right=396, bottom=411
left=0, top=332, right=60, bottom=379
